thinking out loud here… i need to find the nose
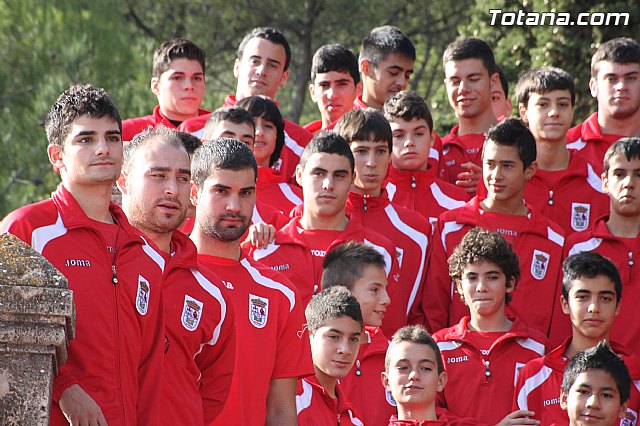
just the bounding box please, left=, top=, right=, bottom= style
left=365, top=151, right=377, bottom=167
left=381, top=287, right=391, bottom=306
left=408, top=368, right=420, bottom=381
left=95, top=137, right=110, bottom=157
left=326, top=86, right=335, bottom=100
left=226, top=194, right=241, bottom=212
left=586, top=393, right=601, bottom=409
left=458, top=79, right=470, bottom=94
left=587, top=299, right=600, bottom=314
left=322, top=176, right=334, bottom=190
left=403, top=136, right=415, bottom=148
left=255, top=63, right=267, bottom=77
left=475, top=277, right=489, bottom=292
left=400, top=74, right=410, bottom=90
left=337, top=338, right=352, bottom=355
left=622, top=174, right=635, bottom=188
left=164, top=176, right=179, bottom=196
left=548, top=106, right=559, bottom=117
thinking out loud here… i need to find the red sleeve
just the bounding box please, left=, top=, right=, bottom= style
left=136, top=272, right=165, bottom=425
left=52, top=364, right=81, bottom=402
left=407, top=238, right=434, bottom=328
left=273, top=291, right=314, bottom=380
left=423, top=220, right=452, bottom=333
left=197, top=300, right=236, bottom=423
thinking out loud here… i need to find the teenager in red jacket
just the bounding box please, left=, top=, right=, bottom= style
left=515, top=66, right=609, bottom=236
left=297, top=286, right=365, bottom=426
left=567, top=38, right=640, bottom=166
left=180, top=27, right=312, bottom=179
left=320, top=242, right=395, bottom=425
left=0, top=84, right=165, bottom=425
left=247, top=132, right=400, bottom=307
left=441, top=38, right=501, bottom=195
left=515, top=252, right=640, bottom=426
left=118, top=126, right=236, bottom=424
left=433, top=228, right=550, bottom=425
left=383, top=91, right=468, bottom=227
left=190, top=138, right=313, bottom=426
left=122, top=39, right=210, bottom=141
left=335, top=107, right=431, bottom=335
left=557, top=137, right=640, bottom=355
left=424, top=118, right=564, bottom=335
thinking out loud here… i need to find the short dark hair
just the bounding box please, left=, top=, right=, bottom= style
left=236, top=96, right=285, bottom=167
left=334, top=108, right=392, bottom=151
left=383, top=91, right=434, bottom=132
left=448, top=227, right=520, bottom=304
left=191, top=138, right=257, bottom=187
left=443, top=37, right=496, bottom=76
left=495, top=65, right=509, bottom=98
left=322, top=241, right=386, bottom=292
left=603, top=137, right=640, bottom=175
left=561, top=341, right=631, bottom=405
left=152, top=38, right=206, bottom=78
left=561, top=251, right=622, bottom=304
left=359, top=26, right=416, bottom=68
left=515, top=66, right=576, bottom=107
left=311, top=44, right=360, bottom=84
left=387, top=325, right=443, bottom=374
left=483, top=117, right=537, bottom=168
left=238, top=27, right=291, bottom=71
left=299, top=131, right=355, bottom=173
left=305, top=286, right=363, bottom=335
left=203, top=106, right=255, bottom=140
left=176, top=131, right=202, bottom=155
left=123, top=126, right=187, bottom=174
left=591, top=37, right=640, bottom=77
left=44, top=84, right=122, bottom=148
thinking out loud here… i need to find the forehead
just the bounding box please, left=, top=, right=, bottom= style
left=212, top=120, right=254, bottom=136
left=318, top=315, right=362, bottom=334
left=606, top=153, right=640, bottom=170
left=527, top=89, right=573, bottom=102
left=572, top=369, right=619, bottom=391
left=304, top=152, right=352, bottom=171
left=162, top=57, right=204, bottom=75
left=353, top=264, right=388, bottom=288
left=241, top=37, right=286, bottom=63
left=445, top=58, right=489, bottom=78
left=388, top=341, right=438, bottom=364
left=596, top=60, right=640, bottom=77
left=134, top=141, right=190, bottom=169
left=482, top=140, right=523, bottom=163
left=350, top=139, right=389, bottom=149
left=390, top=117, right=429, bottom=130
left=203, top=167, right=256, bottom=187
left=462, top=260, right=503, bottom=275
left=569, top=274, right=617, bottom=294
left=68, top=115, right=120, bottom=133
left=377, top=53, right=414, bottom=70
left=314, top=70, right=355, bottom=84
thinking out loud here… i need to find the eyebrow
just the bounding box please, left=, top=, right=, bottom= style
left=386, top=65, right=413, bottom=73
left=147, top=166, right=191, bottom=175
left=73, top=130, right=121, bottom=137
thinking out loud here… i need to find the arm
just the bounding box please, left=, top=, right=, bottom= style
left=494, top=410, right=540, bottom=426
left=422, top=220, right=452, bottom=332
left=58, top=384, right=108, bottom=426
left=265, top=377, right=298, bottom=426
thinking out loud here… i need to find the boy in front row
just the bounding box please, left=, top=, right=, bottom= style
left=560, top=342, right=632, bottom=426
left=515, top=251, right=640, bottom=425
left=296, top=286, right=364, bottom=425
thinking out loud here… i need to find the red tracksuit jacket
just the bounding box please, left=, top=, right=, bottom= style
left=523, top=151, right=609, bottom=237
left=296, top=376, right=364, bottom=426
left=179, top=95, right=313, bottom=180
left=440, top=125, right=486, bottom=186
left=198, top=253, right=314, bottom=426
left=160, top=231, right=235, bottom=425
left=551, top=216, right=640, bottom=353
left=385, top=166, right=468, bottom=227
left=122, top=104, right=210, bottom=141
left=424, top=197, right=565, bottom=335
left=257, top=166, right=303, bottom=216
left=388, top=409, right=489, bottom=426
left=433, top=316, right=550, bottom=425
left=514, top=337, right=640, bottom=426
left=247, top=214, right=400, bottom=308
left=340, top=326, right=396, bottom=426
left=0, top=185, right=165, bottom=425
left=566, top=112, right=625, bottom=167
left=347, top=190, right=431, bottom=336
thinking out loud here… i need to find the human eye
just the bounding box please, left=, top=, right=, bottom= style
left=178, top=175, right=190, bottom=183
left=170, top=74, right=184, bottom=81
left=241, top=189, right=255, bottom=197
left=349, top=337, right=360, bottom=343
left=420, top=365, right=433, bottom=372
left=387, top=70, right=400, bottom=77
left=376, top=148, right=388, bottom=155
left=602, top=392, right=615, bottom=399
left=194, top=75, right=204, bottom=82
left=575, top=294, right=588, bottom=301
left=627, top=75, right=638, bottom=82
left=396, top=365, right=409, bottom=371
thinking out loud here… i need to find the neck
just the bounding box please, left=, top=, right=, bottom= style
left=300, top=211, right=349, bottom=231
left=598, top=111, right=640, bottom=137
left=321, top=114, right=332, bottom=130
left=565, top=332, right=609, bottom=358
left=606, top=211, right=640, bottom=238
left=480, top=196, right=528, bottom=215
left=469, top=310, right=512, bottom=332
left=190, top=225, right=242, bottom=261
left=351, top=185, right=381, bottom=197
left=457, top=112, right=498, bottom=136
left=314, top=366, right=338, bottom=399
left=63, top=181, right=114, bottom=223
left=159, top=106, right=196, bottom=123
left=397, top=404, right=438, bottom=423
left=146, top=230, right=173, bottom=254
left=361, top=92, right=382, bottom=110
left=536, top=142, right=570, bottom=171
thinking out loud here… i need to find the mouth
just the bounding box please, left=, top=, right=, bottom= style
left=456, top=97, right=476, bottom=106
left=91, top=160, right=116, bottom=166
left=374, top=309, right=386, bottom=318
left=254, top=140, right=267, bottom=147
left=332, top=360, right=351, bottom=369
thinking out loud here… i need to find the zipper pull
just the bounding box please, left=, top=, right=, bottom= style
left=112, top=264, right=118, bottom=284
left=363, top=195, right=368, bottom=213
left=355, top=359, right=361, bottom=376
left=548, top=190, right=554, bottom=205
left=484, top=360, right=490, bottom=378
left=411, top=175, right=417, bottom=188
left=629, top=251, right=634, bottom=267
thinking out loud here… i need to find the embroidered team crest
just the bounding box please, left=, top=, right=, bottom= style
left=385, top=390, right=397, bottom=407
left=531, top=250, right=550, bottom=280
left=136, top=275, right=150, bottom=315
left=621, top=408, right=637, bottom=426
left=571, top=203, right=590, bottom=231
left=181, top=295, right=204, bottom=331
left=395, top=247, right=404, bottom=268
left=249, top=294, right=269, bottom=329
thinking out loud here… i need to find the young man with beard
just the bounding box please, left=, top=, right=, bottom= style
left=0, top=84, right=165, bottom=425
left=190, top=138, right=313, bottom=426
left=567, top=38, right=640, bottom=166
left=118, top=126, right=235, bottom=425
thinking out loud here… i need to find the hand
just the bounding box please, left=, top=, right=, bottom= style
left=494, top=410, right=540, bottom=426
left=59, top=384, right=108, bottom=425
left=245, top=222, right=276, bottom=249
left=455, top=162, right=482, bottom=195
